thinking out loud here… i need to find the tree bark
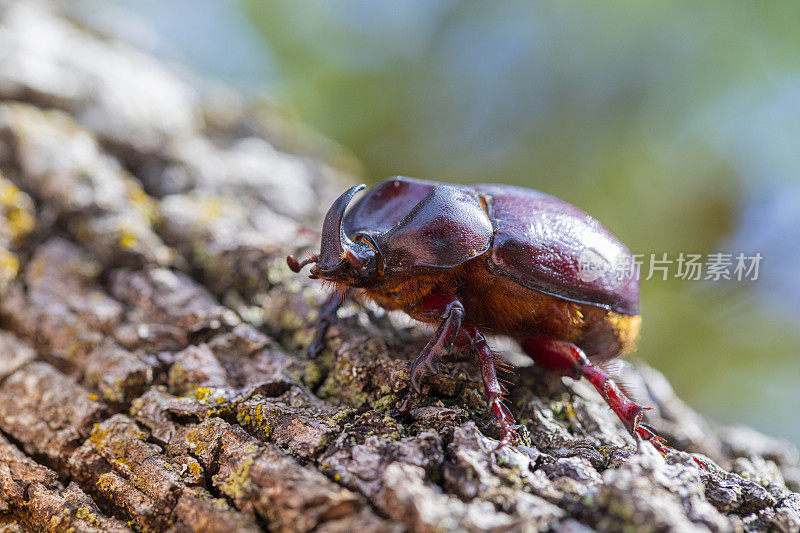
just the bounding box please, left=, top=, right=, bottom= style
left=0, top=2, right=797, bottom=532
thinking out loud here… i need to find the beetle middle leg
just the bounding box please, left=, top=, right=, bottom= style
left=460, top=323, right=517, bottom=447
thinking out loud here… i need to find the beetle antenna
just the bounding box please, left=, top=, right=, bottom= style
left=287, top=254, right=319, bottom=273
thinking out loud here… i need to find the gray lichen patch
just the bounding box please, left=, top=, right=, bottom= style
left=0, top=103, right=172, bottom=267
left=0, top=174, right=34, bottom=296
left=0, top=431, right=130, bottom=532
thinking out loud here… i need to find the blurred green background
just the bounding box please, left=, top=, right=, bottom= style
left=117, top=0, right=800, bottom=445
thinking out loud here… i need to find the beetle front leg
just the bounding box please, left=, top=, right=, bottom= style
left=308, top=289, right=348, bottom=357
left=393, top=298, right=464, bottom=418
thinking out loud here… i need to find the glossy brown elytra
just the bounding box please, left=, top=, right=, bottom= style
left=288, top=176, right=688, bottom=459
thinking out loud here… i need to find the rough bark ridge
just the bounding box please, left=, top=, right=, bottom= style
left=0, top=2, right=798, bottom=532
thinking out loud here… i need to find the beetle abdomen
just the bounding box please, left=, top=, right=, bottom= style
left=473, top=184, right=639, bottom=316
left=458, top=261, right=639, bottom=361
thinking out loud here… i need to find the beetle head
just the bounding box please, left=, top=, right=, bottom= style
left=307, top=184, right=380, bottom=286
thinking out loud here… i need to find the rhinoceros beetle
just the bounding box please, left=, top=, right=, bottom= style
left=288, top=176, right=677, bottom=456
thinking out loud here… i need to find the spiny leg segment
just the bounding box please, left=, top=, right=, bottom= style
left=461, top=323, right=517, bottom=447
left=520, top=336, right=691, bottom=460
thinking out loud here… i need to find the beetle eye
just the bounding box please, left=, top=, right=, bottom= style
left=344, top=249, right=364, bottom=268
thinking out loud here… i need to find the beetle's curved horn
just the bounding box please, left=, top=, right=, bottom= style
left=318, top=184, right=365, bottom=269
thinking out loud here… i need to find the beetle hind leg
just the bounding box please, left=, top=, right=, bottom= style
left=520, top=336, right=694, bottom=462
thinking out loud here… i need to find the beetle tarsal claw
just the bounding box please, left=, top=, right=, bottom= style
left=392, top=390, right=415, bottom=419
